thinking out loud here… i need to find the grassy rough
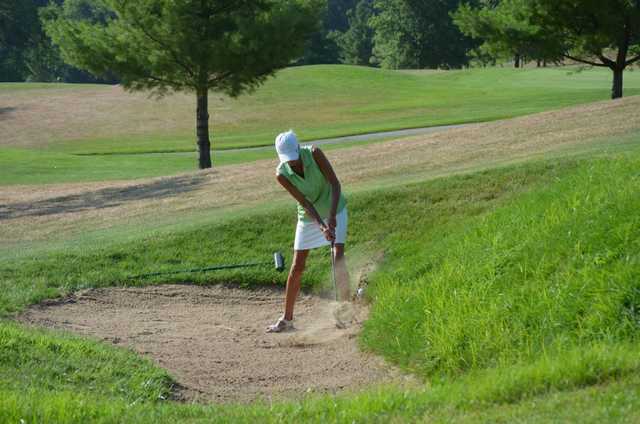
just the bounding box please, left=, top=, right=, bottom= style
left=1, top=352, right=639, bottom=423
left=0, top=322, right=173, bottom=403
left=363, top=154, right=640, bottom=378
left=2, top=148, right=639, bottom=421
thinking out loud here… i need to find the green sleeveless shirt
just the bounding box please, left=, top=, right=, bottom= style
left=277, top=146, right=346, bottom=223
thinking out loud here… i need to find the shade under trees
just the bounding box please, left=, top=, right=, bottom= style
left=1, top=0, right=53, bottom=81
left=297, top=0, right=357, bottom=65
left=0, top=0, right=113, bottom=82
left=330, top=0, right=374, bottom=66
left=43, top=0, right=322, bottom=169
left=370, top=0, right=478, bottom=69
left=454, top=0, right=562, bottom=67
left=455, top=0, right=640, bottom=99
left=531, top=0, right=640, bottom=99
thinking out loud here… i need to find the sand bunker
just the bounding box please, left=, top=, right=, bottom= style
left=18, top=284, right=406, bottom=404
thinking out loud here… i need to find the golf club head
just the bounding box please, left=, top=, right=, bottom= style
left=274, top=252, right=285, bottom=272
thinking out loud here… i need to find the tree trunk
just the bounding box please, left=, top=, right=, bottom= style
left=514, top=53, right=520, bottom=68
left=196, top=89, right=212, bottom=169
left=611, top=67, right=624, bottom=99
left=611, top=20, right=630, bottom=100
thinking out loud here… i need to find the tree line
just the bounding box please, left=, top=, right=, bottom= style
left=3, top=1, right=639, bottom=99
left=0, top=0, right=115, bottom=82
left=307, top=0, right=640, bottom=99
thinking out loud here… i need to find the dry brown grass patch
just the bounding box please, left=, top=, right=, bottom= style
left=1, top=97, right=639, bottom=247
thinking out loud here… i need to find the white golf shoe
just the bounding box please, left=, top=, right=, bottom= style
left=266, top=315, right=294, bottom=333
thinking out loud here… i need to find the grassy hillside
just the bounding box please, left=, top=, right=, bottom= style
left=2, top=144, right=639, bottom=421
left=364, top=155, right=640, bottom=376
left=4, top=66, right=640, bottom=154
left=2, top=97, right=638, bottom=276
left=0, top=156, right=568, bottom=316
left=2, top=72, right=640, bottom=420
left=2, top=65, right=640, bottom=185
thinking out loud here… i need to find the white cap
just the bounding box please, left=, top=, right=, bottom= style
left=275, top=130, right=299, bottom=163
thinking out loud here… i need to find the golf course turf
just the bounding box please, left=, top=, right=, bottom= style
left=2, top=65, right=640, bottom=185
left=1, top=67, right=640, bottom=422
left=3, top=144, right=640, bottom=422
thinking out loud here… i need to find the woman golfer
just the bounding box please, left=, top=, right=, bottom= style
left=267, top=130, right=350, bottom=333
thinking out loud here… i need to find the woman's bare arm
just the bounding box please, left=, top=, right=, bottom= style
left=276, top=174, right=326, bottom=227
left=312, top=147, right=341, bottom=222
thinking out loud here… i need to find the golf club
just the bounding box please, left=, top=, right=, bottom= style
left=128, top=251, right=285, bottom=280
left=330, top=242, right=338, bottom=301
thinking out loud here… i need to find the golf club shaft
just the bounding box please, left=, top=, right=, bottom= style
left=129, top=261, right=270, bottom=279
left=331, top=242, right=338, bottom=301
left=127, top=252, right=285, bottom=280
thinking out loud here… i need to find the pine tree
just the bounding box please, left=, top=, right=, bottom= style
left=43, top=0, right=322, bottom=168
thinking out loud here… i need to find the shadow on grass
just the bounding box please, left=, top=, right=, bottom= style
left=0, top=106, right=16, bottom=120
left=0, top=174, right=206, bottom=220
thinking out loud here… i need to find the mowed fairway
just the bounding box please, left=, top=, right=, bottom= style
left=1, top=65, right=640, bottom=185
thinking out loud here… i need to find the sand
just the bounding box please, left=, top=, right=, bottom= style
left=18, top=284, right=410, bottom=404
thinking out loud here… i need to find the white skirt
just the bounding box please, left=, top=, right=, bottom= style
left=294, top=208, right=348, bottom=251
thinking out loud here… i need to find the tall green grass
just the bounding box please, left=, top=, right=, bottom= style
left=363, top=154, right=640, bottom=377
left=0, top=323, right=173, bottom=402
left=2, top=347, right=639, bottom=423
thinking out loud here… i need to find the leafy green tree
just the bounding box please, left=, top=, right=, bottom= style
left=369, top=0, right=421, bottom=68
left=331, top=0, right=374, bottom=65
left=298, top=0, right=357, bottom=64
left=456, top=0, right=640, bottom=98
left=0, top=0, right=49, bottom=81
left=43, top=0, right=322, bottom=169
left=0, top=0, right=110, bottom=82
left=454, top=0, right=562, bottom=67
left=530, top=0, right=640, bottom=99
left=22, top=36, right=67, bottom=81
left=402, top=0, right=479, bottom=68
left=300, top=29, right=341, bottom=64
left=370, top=0, right=477, bottom=69
left=29, top=0, right=120, bottom=83
left=60, top=0, right=115, bottom=23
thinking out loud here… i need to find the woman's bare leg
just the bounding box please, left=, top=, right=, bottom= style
left=333, top=243, right=351, bottom=301
left=284, top=249, right=309, bottom=321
